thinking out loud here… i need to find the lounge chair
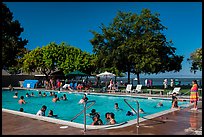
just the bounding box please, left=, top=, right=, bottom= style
left=122, top=84, right=132, bottom=93
left=62, top=84, right=69, bottom=89
left=167, top=87, right=181, bottom=95
left=131, top=84, right=143, bottom=93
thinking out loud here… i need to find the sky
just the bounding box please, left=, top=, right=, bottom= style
left=4, top=2, right=202, bottom=78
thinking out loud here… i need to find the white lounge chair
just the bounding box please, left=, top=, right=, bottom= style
left=132, top=84, right=143, bottom=93
left=122, top=84, right=132, bottom=93
left=62, top=84, right=69, bottom=89
left=167, top=87, right=181, bottom=95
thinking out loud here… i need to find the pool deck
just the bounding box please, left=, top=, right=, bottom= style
left=2, top=88, right=202, bottom=135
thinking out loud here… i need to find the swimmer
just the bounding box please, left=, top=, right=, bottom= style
left=31, top=92, right=35, bottom=97
left=126, top=111, right=134, bottom=116
left=26, top=93, right=30, bottom=98
left=154, top=102, right=163, bottom=108
left=18, top=96, right=26, bottom=104
left=139, top=108, right=145, bottom=113
left=13, top=91, right=18, bottom=98
left=48, top=110, right=58, bottom=117
left=36, top=105, right=47, bottom=116
left=62, top=94, right=67, bottom=100
left=39, top=91, right=42, bottom=96
left=132, top=108, right=145, bottom=114
left=49, top=92, right=53, bottom=96
left=19, top=108, right=24, bottom=112
left=52, top=95, right=60, bottom=102
left=105, top=112, right=111, bottom=125
left=91, top=113, right=103, bottom=125
left=87, top=109, right=99, bottom=120
left=114, top=103, right=123, bottom=111
left=43, top=92, right=47, bottom=97
left=108, top=112, right=116, bottom=125
left=78, top=94, right=88, bottom=104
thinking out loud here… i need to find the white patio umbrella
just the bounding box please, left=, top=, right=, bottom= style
left=96, top=71, right=116, bottom=77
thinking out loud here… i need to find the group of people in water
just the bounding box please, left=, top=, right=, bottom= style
left=35, top=105, right=58, bottom=117
left=13, top=90, right=68, bottom=105
left=87, top=109, right=116, bottom=125
left=10, top=79, right=199, bottom=126
left=13, top=90, right=68, bottom=118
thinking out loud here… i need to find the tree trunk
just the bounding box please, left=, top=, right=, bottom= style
left=127, top=71, right=130, bottom=84
left=136, top=73, right=140, bottom=84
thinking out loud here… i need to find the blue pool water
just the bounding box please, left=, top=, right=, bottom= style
left=2, top=89, right=189, bottom=125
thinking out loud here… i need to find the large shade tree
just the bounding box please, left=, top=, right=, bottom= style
left=187, top=47, right=202, bottom=73
left=21, top=42, right=96, bottom=80
left=90, top=9, right=183, bottom=84
left=2, top=3, right=28, bottom=70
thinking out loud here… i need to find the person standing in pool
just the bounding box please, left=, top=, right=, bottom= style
left=79, top=94, right=88, bottom=104
left=18, top=96, right=26, bottom=104
left=171, top=93, right=180, bottom=109
left=36, top=105, right=47, bottom=116
left=52, top=94, right=60, bottom=102
left=105, top=112, right=111, bottom=125
left=91, top=113, right=103, bottom=125
left=87, top=109, right=99, bottom=120
left=108, top=112, right=116, bottom=125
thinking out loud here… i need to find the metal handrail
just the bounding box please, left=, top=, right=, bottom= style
left=83, top=100, right=96, bottom=132
left=124, top=99, right=140, bottom=127
left=179, top=90, right=190, bottom=97
left=70, top=100, right=96, bottom=122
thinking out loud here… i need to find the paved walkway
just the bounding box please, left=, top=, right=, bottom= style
left=2, top=102, right=202, bottom=135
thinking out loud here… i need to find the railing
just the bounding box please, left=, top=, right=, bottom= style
left=70, top=100, right=96, bottom=132
left=124, top=99, right=140, bottom=127
left=179, top=90, right=190, bottom=97
left=83, top=100, right=96, bottom=132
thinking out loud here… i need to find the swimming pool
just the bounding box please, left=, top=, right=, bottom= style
left=2, top=89, right=190, bottom=129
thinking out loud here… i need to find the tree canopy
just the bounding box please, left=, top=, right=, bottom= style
left=2, top=3, right=28, bottom=70
left=21, top=42, right=96, bottom=80
left=90, top=9, right=184, bottom=84
left=187, top=47, right=202, bottom=73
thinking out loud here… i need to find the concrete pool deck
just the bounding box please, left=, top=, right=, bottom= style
left=2, top=88, right=202, bottom=135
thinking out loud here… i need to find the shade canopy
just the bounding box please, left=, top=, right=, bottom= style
left=65, top=70, right=88, bottom=77
left=96, top=71, right=116, bottom=77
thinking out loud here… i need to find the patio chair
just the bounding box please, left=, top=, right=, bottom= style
left=62, top=84, right=69, bottom=89
left=167, top=87, right=181, bottom=95
left=122, top=84, right=132, bottom=93
left=131, top=84, right=143, bottom=93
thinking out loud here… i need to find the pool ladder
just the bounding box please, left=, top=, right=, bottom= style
left=70, top=100, right=96, bottom=132
left=124, top=99, right=140, bottom=127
